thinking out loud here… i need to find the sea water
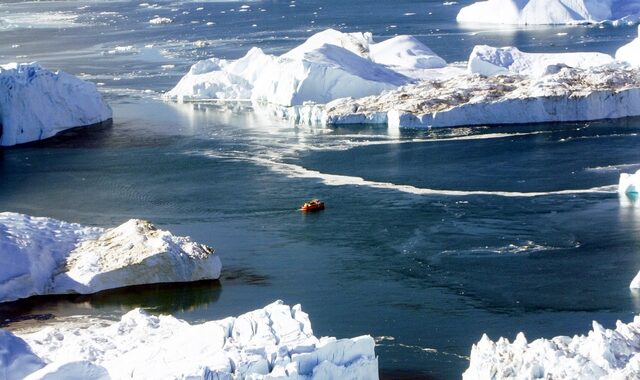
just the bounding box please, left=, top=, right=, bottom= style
left=2, top=1, right=640, bottom=379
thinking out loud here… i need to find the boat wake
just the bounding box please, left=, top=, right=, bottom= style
left=194, top=150, right=617, bottom=198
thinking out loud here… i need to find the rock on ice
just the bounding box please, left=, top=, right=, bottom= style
left=10, top=301, right=379, bottom=379
left=0, top=63, right=112, bottom=146
left=0, top=212, right=221, bottom=302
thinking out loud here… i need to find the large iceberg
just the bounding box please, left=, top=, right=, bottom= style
left=468, top=45, right=614, bottom=77
left=457, top=0, right=640, bottom=25
left=0, top=63, right=112, bottom=147
left=7, top=301, right=378, bottom=379
left=0, top=212, right=221, bottom=303
left=164, top=29, right=448, bottom=106
left=300, top=64, right=640, bottom=128
left=616, top=25, right=640, bottom=67
left=463, top=316, right=640, bottom=379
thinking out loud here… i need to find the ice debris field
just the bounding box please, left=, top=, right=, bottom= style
left=2, top=301, right=378, bottom=380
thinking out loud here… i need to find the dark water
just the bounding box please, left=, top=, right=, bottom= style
left=2, top=1, right=640, bottom=379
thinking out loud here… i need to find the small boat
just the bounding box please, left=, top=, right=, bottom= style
left=299, top=199, right=325, bottom=212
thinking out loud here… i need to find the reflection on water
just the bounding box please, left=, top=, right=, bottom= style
left=0, top=280, right=222, bottom=326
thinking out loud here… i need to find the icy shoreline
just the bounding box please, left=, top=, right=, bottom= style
left=2, top=301, right=378, bottom=380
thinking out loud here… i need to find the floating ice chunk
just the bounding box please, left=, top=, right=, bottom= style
left=149, top=16, right=172, bottom=24
left=616, top=25, right=640, bottom=67
left=0, top=330, right=45, bottom=379
left=0, top=63, right=112, bottom=146
left=463, top=316, right=640, bottom=379
left=14, top=301, right=378, bottom=380
left=456, top=0, right=640, bottom=25
left=0, top=212, right=221, bottom=302
left=619, top=170, right=640, bottom=195
left=468, top=45, right=614, bottom=77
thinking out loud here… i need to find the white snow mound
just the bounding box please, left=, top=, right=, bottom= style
left=0, top=330, right=45, bottom=380
left=13, top=301, right=379, bottom=380
left=616, top=25, right=640, bottom=67
left=0, top=63, right=112, bottom=146
left=457, top=0, right=640, bottom=25
left=468, top=45, right=614, bottom=77
left=0, top=212, right=221, bottom=303
left=164, top=29, right=447, bottom=106
left=463, top=316, right=640, bottom=379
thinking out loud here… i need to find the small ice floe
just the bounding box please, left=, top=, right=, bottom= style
left=619, top=170, right=640, bottom=195
left=149, top=16, right=172, bottom=25
left=7, top=301, right=379, bottom=379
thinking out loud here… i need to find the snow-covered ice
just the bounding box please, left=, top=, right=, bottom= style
left=0, top=212, right=221, bottom=302
left=297, top=64, right=640, bottom=128
left=616, top=25, right=640, bottom=67
left=149, top=16, right=172, bottom=25
left=0, top=330, right=45, bottom=380
left=457, top=0, right=640, bottom=25
left=164, top=29, right=449, bottom=106
left=7, top=301, right=378, bottom=380
left=0, top=63, right=112, bottom=147
left=463, top=316, right=640, bottom=379
left=468, top=45, right=614, bottom=77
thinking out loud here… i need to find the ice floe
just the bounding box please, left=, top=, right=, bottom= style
left=0, top=63, right=112, bottom=147
left=619, top=170, right=640, bottom=195
left=616, top=25, right=640, bottom=67
left=164, top=29, right=449, bottom=106
left=0, top=212, right=221, bottom=303
left=7, top=301, right=378, bottom=379
left=463, top=316, right=640, bottom=379
left=468, top=45, right=614, bottom=77
left=149, top=16, right=172, bottom=25
left=457, top=0, right=640, bottom=25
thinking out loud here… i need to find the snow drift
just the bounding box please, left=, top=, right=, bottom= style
left=0, top=63, right=112, bottom=147
left=468, top=45, right=614, bottom=77
left=457, top=0, right=640, bottom=25
left=616, top=25, right=640, bottom=67
left=163, top=29, right=447, bottom=106
left=463, top=316, right=640, bottom=379
left=8, top=301, right=379, bottom=379
left=0, top=212, right=221, bottom=303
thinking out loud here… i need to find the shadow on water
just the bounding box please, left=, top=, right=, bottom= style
left=0, top=279, right=222, bottom=327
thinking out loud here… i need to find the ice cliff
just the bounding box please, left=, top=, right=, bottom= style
left=457, top=0, right=640, bottom=25
left=3, top=301, right=378, bottom=380
left=163, top=29, right=448, bottom=106
left=0, top=212, right=221, bottom=302
left=0, top=63, right=112, bottom=147
left=463, top=317, right=640, bottom=379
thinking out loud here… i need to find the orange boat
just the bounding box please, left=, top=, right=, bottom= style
left=300, top=199, right=325, bottom=212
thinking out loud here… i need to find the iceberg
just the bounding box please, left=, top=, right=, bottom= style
left=616, top=25, right=640, bottom=67
left=619, top=170, right=640, bottom=195
left=304, top=64, right=640, bottom=128
left=0, top=212, right=221, bottom=303
left=9, top=301, right=379, bottom=380
left=457, top=0, right=640, bottom=25
left=463, top=316, right=640, bottom=379
left=163, top=29, right=448, bottom=106
left=0, top=63, right=112, bottom=147
left=468, top=45, right=614, bottom=77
